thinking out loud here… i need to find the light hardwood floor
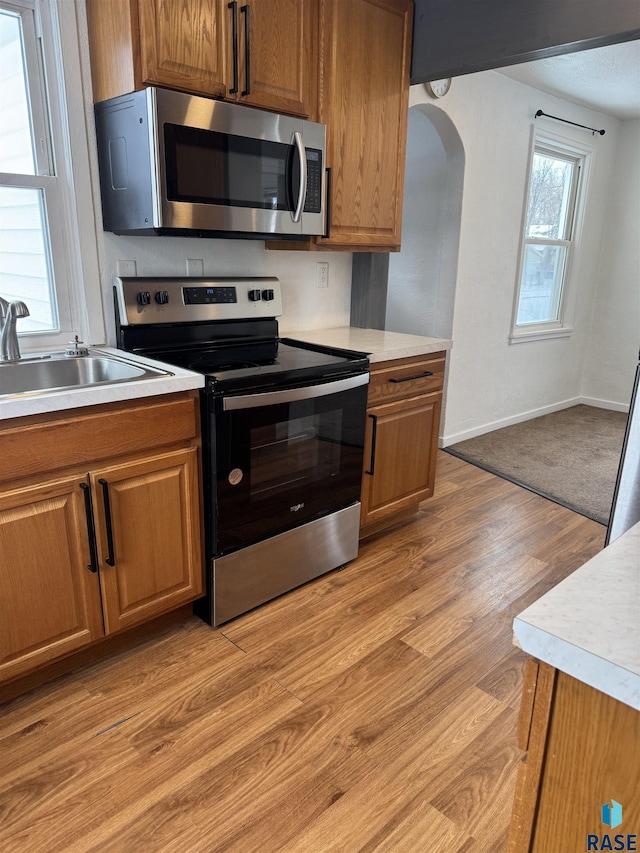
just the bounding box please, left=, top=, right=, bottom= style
left=0, top=451, right=605, bottom=852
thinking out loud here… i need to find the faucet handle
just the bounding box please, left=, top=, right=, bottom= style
left=0, top=300, right=30, bottom=362
left=8, top=300, right=30, bottom=318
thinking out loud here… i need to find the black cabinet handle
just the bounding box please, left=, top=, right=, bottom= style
left=324, top=167, right=332, bottom=238
left=79, top=482, right=98, bottom=573
left=241, top=4, right=250, bottom=95
left=98, top=478, right=116, bottom=567
left=365, top=413, right=378, bottom=476
left=228, top=1, right=239, bottom=94
left=389, top=370, right=434, bottom=383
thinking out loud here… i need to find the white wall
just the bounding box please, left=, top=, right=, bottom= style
left=386, top=110, right=448, bottom=336
left=386, top=103, right=465, bottom=342
left=401, top=74, right=631, bottom=445
left=581, top=119, right=640, bottom=407
left=99, top=235, right=353, bottom=342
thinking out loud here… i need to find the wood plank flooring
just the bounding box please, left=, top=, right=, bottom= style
left=0, top=451, right=605, bottom=852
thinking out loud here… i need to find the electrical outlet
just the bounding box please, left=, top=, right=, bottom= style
left=116, top=259, right=137, bottom=277
left=316, top=262, right=329, bottom=288
left=186, top=258, right=204, bottom=277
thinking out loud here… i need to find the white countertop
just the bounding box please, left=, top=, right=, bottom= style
left=0, top=327, right=450, bottom=420
left=286, top=326, right=452, bottom=363
left=513, top=522, right=640, bottom=710
left=0, top=347, right=204, bottom=421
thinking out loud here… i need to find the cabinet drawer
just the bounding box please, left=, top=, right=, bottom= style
left=0, top=393, right=199, bottom=485
left=368, top=352, right=445, bottom=405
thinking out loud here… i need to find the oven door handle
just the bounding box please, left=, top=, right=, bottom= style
left=223, top=373, right=369, bottom=410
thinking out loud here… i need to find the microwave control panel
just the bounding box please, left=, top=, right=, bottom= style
left=304, top=149, right=323, bottom=214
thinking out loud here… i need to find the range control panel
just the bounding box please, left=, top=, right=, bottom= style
left=115, top=277, right=282, bottom=325
left=183, top=286, right=238, bottom=305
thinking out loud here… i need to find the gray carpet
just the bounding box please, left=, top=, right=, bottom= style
left=445, top=405, right=628, bottom=524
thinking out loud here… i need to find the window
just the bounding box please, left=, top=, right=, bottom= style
left=510, top=132, right=591, bottom=343
left=0, top=0, right=103, bottom=351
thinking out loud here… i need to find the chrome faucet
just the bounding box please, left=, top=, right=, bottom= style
left=0, top=300, right=30, bottom=361
left=0, top=297, right=8, bottom=338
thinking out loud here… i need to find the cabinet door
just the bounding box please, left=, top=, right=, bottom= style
left=137, top=0, right=230, bottom=98
left=237, top=0, right=317, bottom=116
left=0, top=477, right=104, bottom=683
left=360, top=391, right=441, bottom=527
left=318, top=0, right=412, bottom=249
left=91, top=448, right=203, bottom=634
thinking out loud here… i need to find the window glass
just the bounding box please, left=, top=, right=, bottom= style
left=0, top=9, right=36, bottom=175
left=0, top=186, right=57, bottom=331
left=511, top=135, right=587, bottom=340
left=516, top=244, right=567, bottom=325
left=525, top=153, right=574, bottom=240
left=0, top=2, right=59, bottom=335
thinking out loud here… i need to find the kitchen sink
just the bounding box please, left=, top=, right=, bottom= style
left=0, top=352, right=171, bottom=398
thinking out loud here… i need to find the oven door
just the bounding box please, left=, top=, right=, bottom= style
left=212, top=374, right=368, bottom=555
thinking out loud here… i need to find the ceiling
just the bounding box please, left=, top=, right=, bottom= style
left=496, top=39, right=640, bottom=120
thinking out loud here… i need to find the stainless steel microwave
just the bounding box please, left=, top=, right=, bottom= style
left=94, top=87, right=327, bottom=239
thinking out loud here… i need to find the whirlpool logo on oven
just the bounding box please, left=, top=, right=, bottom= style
left=587, top=799, right=637, bottom=850
left=289, top=503, right=305, bottom=513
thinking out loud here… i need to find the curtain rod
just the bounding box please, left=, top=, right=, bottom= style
left=535, top=110, right=605, bottom=136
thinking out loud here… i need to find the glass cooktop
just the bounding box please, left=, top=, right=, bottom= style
left=143, top=339, right=369, bottom=393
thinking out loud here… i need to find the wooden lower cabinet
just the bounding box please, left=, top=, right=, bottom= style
left=508, top=660, right=640, bottom=852
left=0, top=393, right=204, bottom=686
left=0, top=476, right=104, bottom=683
left=91, top=448, right=202, bottom=634
left=360, top=352, right=445, bottom=535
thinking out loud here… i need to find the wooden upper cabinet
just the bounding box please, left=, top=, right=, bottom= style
left=90, top=448, right=203, bottom=635
left=137, top=0, right=230, bottom=98
left=0, top=477, right=104, bottom=683
left=86, top=0, right=316, bottom=117
left=318, top=0, right=413, bottom=250
left=236, top=0, right=317, bottom=117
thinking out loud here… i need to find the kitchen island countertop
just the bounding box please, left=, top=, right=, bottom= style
left=513, top=521, right=640, bottom=710
left=286, top=326, right=452, bottom=362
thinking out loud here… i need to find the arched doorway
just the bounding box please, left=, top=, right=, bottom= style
left=385, top=102, right=465, bottom=340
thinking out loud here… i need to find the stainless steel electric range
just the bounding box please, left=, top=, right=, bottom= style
left=114, top=276, right=369, bottom=625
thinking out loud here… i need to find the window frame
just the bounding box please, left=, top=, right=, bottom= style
left=509, top=126, right=593, bottom=344
left=0, top=0, right=104, bottom=353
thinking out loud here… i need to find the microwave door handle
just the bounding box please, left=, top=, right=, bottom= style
left=292, top=131, right=307, bottom=223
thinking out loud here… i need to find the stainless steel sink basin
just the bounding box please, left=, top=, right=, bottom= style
left=0, top=353, right=171, bottom=398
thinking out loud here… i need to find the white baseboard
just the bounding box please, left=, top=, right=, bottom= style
left=579, top=395, right=629, bottom=413
left=440, top=395, right=628, bottom=447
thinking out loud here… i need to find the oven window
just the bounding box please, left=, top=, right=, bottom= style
left=213, top=382, right=368, bottom=555
left=250, top=411, right=342, bottom=502
left=164, top=124, right=297, bottom=211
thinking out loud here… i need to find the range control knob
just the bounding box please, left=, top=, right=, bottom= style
left=155, top=290, right=169, bottom=305
left=248, top=289, right=262, bottom=302
left=136, top=291, right=151, bottom=306
left=262, top=289, right=275, bottom=301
